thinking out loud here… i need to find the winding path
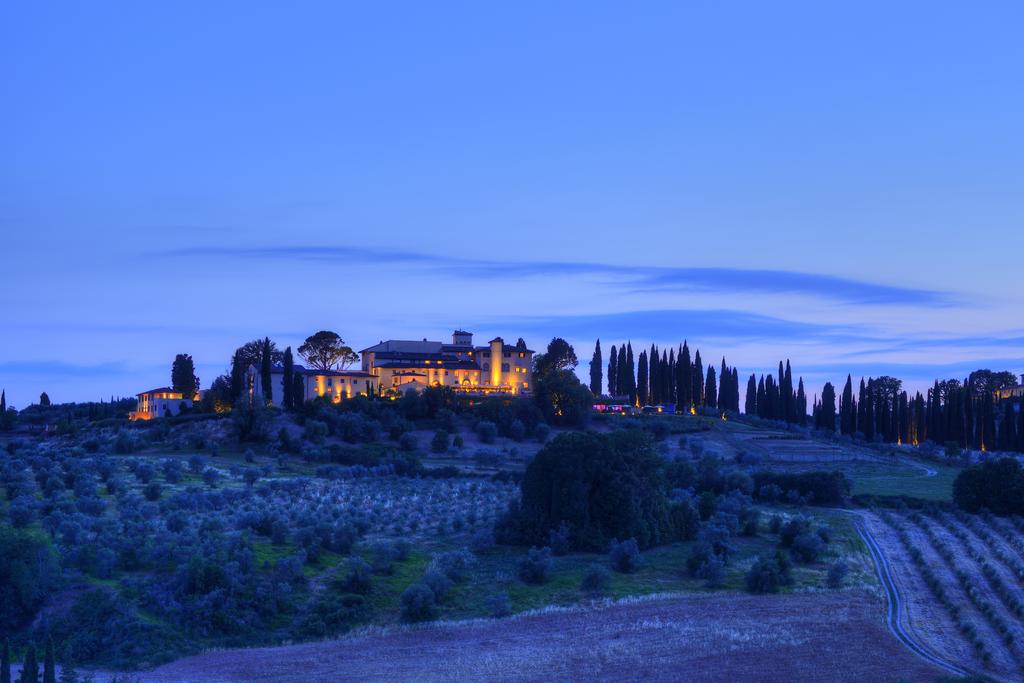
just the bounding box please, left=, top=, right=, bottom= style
left=853, top=517, right=972, bottom=678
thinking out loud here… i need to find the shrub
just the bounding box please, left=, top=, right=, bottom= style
left=745, top=552, right=793, bottom=593
left=581, top=564, right=611, bottom=594
left=429, top=550, right=474, bottom=582
left=338, top=558, right=373, bottom=594
left=779, top=518, right=809, bottom=547
left=791, top=533, right=825, bottom=563
left=827, top=559, right=849, bottom=588
left=517, top=546, right=552, bottom=584
left=751, top=471, right=850, bottom=505
left=608, top=538, right=641, bottom=573
left=399, top=432, right=418, bottom=452
left=400, top=583, right=437, bottom=622
left=201, top=467, right=220, bottom=488
left=698, top=492, right=716, bottom=521
left=768, top=515, right=782, bottom=534
left=486, top=592, right=511, bottom=618
left=422, top=569, right=454, bottom=601
left=244, top=448, right=256, bottom=463
left=548, top=522, right=571, bottom=556
left=534, top=423, right=551, bottom=442
left=741, top=509, right=760, bottom=536
left=143, top=482, right=162, bottom=501
left=0, top=528, right=60, bottom=634
left=430, top=430, right=449, bottom=453
left=476, top=420, right=498, bottom=444
left=700, top=553, right=726, bottom=588
left=509, top=419, right=526, bottom=442
left=453, top=434, right=465, bottom=449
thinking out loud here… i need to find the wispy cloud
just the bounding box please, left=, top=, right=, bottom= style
left=155, top=245, right=957, bottom=307
left=0, top=361, right=132, bottom=377
left=484, top=308, right=859, bottom=344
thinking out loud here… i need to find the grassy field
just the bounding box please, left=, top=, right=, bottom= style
left=760, top=458, right=960, bottom=501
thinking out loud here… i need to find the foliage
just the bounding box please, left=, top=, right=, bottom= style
left=581, top=564, right=611, bottom=594
left=827, top=559, right=849, bottom=588
left=745, top=551, right=793, bottom=593
left=500, top=430, right=677, bottom=551
left=751, top=471, right=850, bottom=505
left=297, top=330, right=358, bottom=371
left=953, top=457, right=1024, bottom=515
left=0, top=528, right=59, bottom=637
left=517, top=546, right=553, bottom=585
left=608, top=538, right=642, bottom=573
left=400, top=583, right=437, bottom=622
left=532, top=370, right=592, bottom=427
left=171, top=354, right=199, bottom=398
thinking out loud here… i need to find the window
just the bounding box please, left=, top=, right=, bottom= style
left=503, top=351, right=510, bottom=358
left=519, top=352, right=525, bottom=358
left=502, top=363, right=510, bottom=372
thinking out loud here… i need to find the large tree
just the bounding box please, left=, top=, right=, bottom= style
left=235, top=338, right=283, bottom=368
left=817, top=382, right=836, bottom=431
left=636, top=351, right=649, bottom=406
left=534, top=337, right=579, bottom=378
left=298, top=330, right=358, bottom=371
left=39, top=392, right=50, bottom=407
left=171, top=353, right=199, bottom=398
left=282, top=346, right=295, bottom=410
left=259, top=337, right=273, bottom=404
left=589, top=340, right=603, bottom=396
left=607, top=344, right=618, bottom=397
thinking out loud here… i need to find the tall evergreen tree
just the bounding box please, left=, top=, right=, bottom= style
left=636, top=351, right=649, bottom=406
left=840, top=375, right=855, bottom=435
left=667, top=348, right=676, bottom=405
left=745, top=374, right=757, bottom=415
left=705, top=366, right=717, bottom=409
left=260, top=337, right=273, bottom=404
left=2, top=639, right=11, bottom=683
left=20, top=644, right=38, bottom=683
left=43, top=639, right=55, bottom=683
left=292, top=373, right=305, bottom=408
left=230, top=351, right=246, bottom=400
left=647, top=344, right=658, bottom=403
left=0, top=390, right=5, bottom=413
left=171, top=353, right=199, bottom=398
left=617, top=345, right=628, bottom=397
left=692, top=350, right=704, bottom=408
left=625, top=343, right=637, bottom=405
left=607, top=344, right=618, bottom=397
left=817, top=382, right=836, bottom=431
left=39, top=392, right=50, bottom=407
left=282, top=347, right=295, bottom=410
left=589, top=340, right=603, bottom=396
left=757, top=375, right=766, bottom=418
left=678, top=342, right=692, bottom=409
left=796, top=377, right=807, bottom=425
left=731, top=368, right=740, bottom=412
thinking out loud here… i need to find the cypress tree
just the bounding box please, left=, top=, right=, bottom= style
left=230, top=351, right=245, bottom=400
left=43, top=639, right=55, bottom=683
left=705, top=366, right=717, bottom=409
left=731, top=368, right=740, bottom=412
left=693, top=350, right=704, bottom=408
left=21, top=644, right=38, bottom=683
left=2, top=639, right=11, bottom=683
left=260, top=337, right=273, bottom=404
left=719, top=359, right=728, bottom=410
left=647, top=345, right=658, bottom=404
left=840, top=375, right=854, bottom=435
left=818, top=382, right=836, bottom=431
left=0, top=390, right=5, bottom=413
left=614, top=348, right=622, bottom=395
left=607, top=344, right=618, bottom=397
left=282, top=346, right=295, bottom=410
left=637, top=351, right=649, bottom=406
left=622, top=342, right=630, bottom=405
left=667, top=348, right=676, bottom=405
left=292, top=373, right=305, bottom=408
left=678, top=342, right=692, bottom=409
left=757, top=375, right=766, bottom=418
left=745, top=374, right=757, bottom=415
left=796, top=377, right=807, bottom=426
left=589, top=340, right=603, bottom=396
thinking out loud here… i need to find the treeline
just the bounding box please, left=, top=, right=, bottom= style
left=811, top=370, right=1024, bottom=453
left=592, top=340, right=742, bottom=412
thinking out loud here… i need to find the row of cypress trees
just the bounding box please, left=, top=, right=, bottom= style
left=590, top=339, right=741, bottom=411
left=811, top=372, right=1024, bottom=453
left=1, top=638, right=73, bottom=683
left=742, top=360, right=808, bottom=425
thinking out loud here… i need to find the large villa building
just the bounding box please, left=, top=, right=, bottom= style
left=250, top=330, right=534, bottom=407
left=129, top=387, right=195, bottom=420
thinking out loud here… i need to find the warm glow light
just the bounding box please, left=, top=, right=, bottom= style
left=689, top=405, right=696, bottom=415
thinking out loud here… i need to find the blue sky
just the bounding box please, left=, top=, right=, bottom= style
left=2, top=1, right=1023, bottom=407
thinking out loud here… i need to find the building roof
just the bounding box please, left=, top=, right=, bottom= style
left=453, top=329, right=472, bottom=335
left=269, top=363, right=372, bottom=377
left=375, top=359, right=479, bottom=370
left=137, top=387, right=183, bottom=397
left=360, top=339, right=444, bottom=354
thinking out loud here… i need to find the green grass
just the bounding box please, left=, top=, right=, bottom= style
left=762, top=458, right=960, bottom=501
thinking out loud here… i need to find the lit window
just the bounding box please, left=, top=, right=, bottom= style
left=519, top=352, right=524, bottom=358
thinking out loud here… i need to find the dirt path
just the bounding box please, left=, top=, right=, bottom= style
left=853, top=515, right=972, bottom=678
left=122, top=591, right=940, bottom=683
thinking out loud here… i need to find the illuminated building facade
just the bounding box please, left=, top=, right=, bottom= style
left=130, top=387, right=193, bottom=420
left=250, top=364, right=380, bottom=406
left=360, top=330, right=534, bottom=395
